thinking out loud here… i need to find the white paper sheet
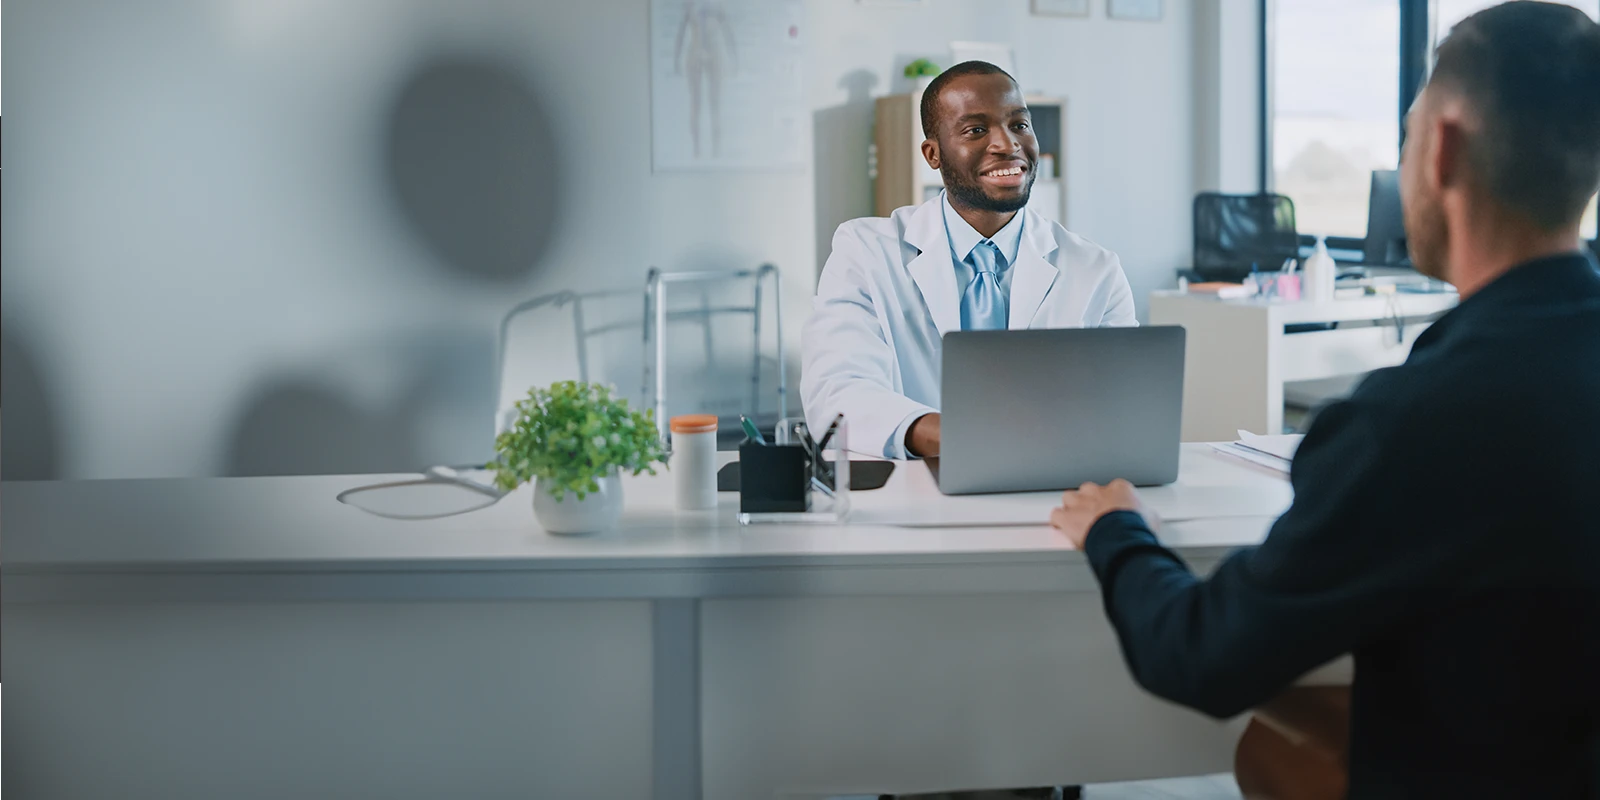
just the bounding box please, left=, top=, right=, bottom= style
left=1236, top=431, right=1304, bottom=461
left=1208, top=442, right=1292, bottom=476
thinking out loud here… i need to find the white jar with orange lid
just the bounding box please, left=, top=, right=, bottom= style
left=670, top=414, right=719, bottom=510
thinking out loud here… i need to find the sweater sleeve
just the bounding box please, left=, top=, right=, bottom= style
left=1083, top=399, right=1440, bottom=719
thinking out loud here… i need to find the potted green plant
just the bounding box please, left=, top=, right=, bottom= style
left=493, top=381, right=667, bottom=535
left=904, top=58, right=941, bottom=92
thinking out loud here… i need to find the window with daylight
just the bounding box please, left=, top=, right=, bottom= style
left=1267, top=0, right=1599, bottom=243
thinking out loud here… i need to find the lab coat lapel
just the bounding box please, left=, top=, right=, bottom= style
left=1009, top=206, right=1061, bottom=329
left=903, top=197, right=962, bottom=336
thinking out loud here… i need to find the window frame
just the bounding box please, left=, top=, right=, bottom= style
left=1259, top=0, right=1600, bottom=252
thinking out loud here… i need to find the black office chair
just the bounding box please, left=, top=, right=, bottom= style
left=1189, top=192, right=1301, bottom=284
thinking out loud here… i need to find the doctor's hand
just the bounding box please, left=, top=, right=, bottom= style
left=906, top=413, right=941, bottom=459
left=1050, top=479, right=1151, bottom=550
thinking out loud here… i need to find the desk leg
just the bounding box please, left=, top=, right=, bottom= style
left=653, top=599, right=702, bottom=800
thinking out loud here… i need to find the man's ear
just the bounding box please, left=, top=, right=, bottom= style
left=920, top=138, right=940, bottom=170
left=1432, top=117, right=1466, bottom=192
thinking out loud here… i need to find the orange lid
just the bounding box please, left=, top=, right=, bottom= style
left=670, top=414, right=719, bottom=433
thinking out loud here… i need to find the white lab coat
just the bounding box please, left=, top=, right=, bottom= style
left=801, top=196, right=1138, bottom=458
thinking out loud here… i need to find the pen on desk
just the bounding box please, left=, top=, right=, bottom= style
left=815, top=413, right=845, bottom=453
left=740, top=415, right=767, bottom=445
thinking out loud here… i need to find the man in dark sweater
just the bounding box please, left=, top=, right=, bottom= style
left=1049, top=3, right=1600, bottom=797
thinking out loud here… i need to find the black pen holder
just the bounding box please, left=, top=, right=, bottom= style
left=737, top=417, right=851, bottom=524
left=738, top=443, right=810, bottom=514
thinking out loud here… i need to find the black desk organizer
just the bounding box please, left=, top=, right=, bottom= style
left=736, top=442, right=810, bottom=514
left=734, top=417, right=856, bottom=523
left=718, top=459, right=895, bottom=495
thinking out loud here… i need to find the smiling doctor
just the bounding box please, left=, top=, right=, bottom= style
left=802, top=61, right=1137, bottom=460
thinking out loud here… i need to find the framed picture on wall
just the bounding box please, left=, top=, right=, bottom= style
left=1108, top=0, right=1163, bottom=22
left=1032, top=0, right=1090, bottom=17
left=650, top=0, right=808, bottom=171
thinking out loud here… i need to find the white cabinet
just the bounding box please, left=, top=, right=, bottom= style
left=1149, top=290, right=1459, bottom=441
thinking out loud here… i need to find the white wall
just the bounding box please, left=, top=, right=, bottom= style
left=1193, top=0, right=1264, bottom=193
left=2, top=0, right=1256, bottom=480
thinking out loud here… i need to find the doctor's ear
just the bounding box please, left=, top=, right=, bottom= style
left=920, top=138, right=941, bottom=170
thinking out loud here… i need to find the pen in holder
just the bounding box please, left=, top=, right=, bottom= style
left=737, top=416, right=850, bottom=525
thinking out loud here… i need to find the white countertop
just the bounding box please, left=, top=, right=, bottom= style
left=2, top=444, right=1290, bottom=602
left=1151, top=288, right=1457, bottom=324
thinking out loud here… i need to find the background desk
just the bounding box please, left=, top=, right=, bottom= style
left=1150, top=290, right=1458, bottom=442
left=5, top=446, right=1289, bottom=799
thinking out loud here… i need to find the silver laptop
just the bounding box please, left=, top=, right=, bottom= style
left=930, top=326, right=1185, bottom=495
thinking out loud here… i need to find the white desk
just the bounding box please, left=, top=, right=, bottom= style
left=4, top=446, right=1290, bottom=799
left=1150, top=290, right=1458, bottom=442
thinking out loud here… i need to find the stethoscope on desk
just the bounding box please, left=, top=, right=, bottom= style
left=335, top=463, right=508, bottom=520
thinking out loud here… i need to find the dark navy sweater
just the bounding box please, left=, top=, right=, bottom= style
left=1086, top=254, right=1600, bottom=798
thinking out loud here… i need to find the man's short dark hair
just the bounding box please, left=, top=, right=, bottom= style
left=1430, top=1, right=1600, bottom=229
left=919, top=60, right=1018, bottom=140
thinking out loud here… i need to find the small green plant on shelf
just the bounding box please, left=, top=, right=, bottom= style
left=904, top=58, right=942, bottom=79
left=493, top=381, right=667, bottom=500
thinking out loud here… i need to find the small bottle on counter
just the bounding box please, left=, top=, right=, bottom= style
left=670, top=415, right=719, bottom=510
left=1304, top=235, right=1337, bottom=303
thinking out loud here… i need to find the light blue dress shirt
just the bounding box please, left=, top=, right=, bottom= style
left=889, top=194, right=1028, bottom=457
left=942, top=191, right=1024, bottom=307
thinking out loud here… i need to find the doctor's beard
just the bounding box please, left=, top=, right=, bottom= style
left=941, top=162, right=1036, bottom=214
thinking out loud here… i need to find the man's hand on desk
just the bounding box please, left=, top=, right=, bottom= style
left=1050, top=479, right=1152, bottom=549
left=906, top=412, right=941, bottom=458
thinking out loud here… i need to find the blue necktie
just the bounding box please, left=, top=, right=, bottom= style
left=961, top=240, right=1008, bottom=331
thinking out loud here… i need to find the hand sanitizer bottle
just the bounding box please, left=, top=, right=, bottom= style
left=1304, top=235, right=1337, bottom=303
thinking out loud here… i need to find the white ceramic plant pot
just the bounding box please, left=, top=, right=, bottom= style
left=532, top=473, right=624, bottom=535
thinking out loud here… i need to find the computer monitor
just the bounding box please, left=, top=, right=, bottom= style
left=1363, top=170, right=1410, bottom=267
left=1363, top=173, right=1596, bottom=260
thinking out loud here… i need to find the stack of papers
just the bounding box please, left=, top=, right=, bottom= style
left=1187, top=281, right=1257, bottom=300
left=1209, top=430, right=1303, bottom=476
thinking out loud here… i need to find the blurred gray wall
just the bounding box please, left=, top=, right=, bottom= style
left=2, top=0, right=1256, bottom=479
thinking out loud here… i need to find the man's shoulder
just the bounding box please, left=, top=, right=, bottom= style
left=836, top=202, right=930, bottom=243
left=833, top=208, right=911, bottom=247
left=1336, top=327, right=1573, bottom=461
left=818, top=206, right=924, bottom=287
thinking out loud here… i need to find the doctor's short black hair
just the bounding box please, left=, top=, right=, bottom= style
left=1429, top=1, right=1600, bottom=229
left=920, top=60, right=1019, bottom=140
